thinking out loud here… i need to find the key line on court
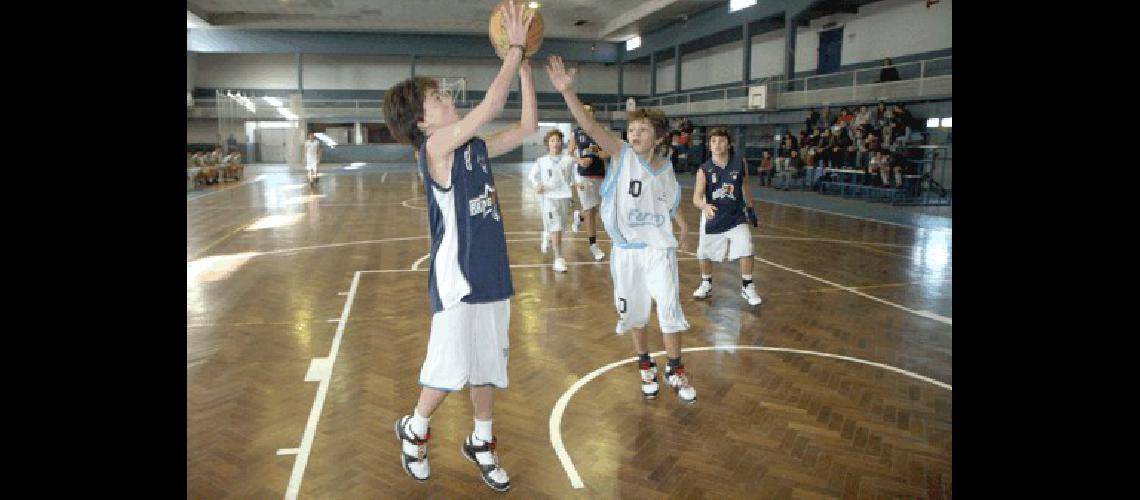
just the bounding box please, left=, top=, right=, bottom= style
left=678, top=250, right=951, bottom=325
left=283, top=270, right=362, bottom=500
left=549, top=345, right=952, bottom=489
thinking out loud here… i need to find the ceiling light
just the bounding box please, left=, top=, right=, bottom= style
left=729, top=0, right=758, bottom=13
left=626, top=36, right=641, bottom=51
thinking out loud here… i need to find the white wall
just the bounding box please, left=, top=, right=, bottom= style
left=655, top=60, right=676, bottom=94
left=749, top=28, right=819, bottom=80
left=304, top=54, right=412, bottom=90
left=623, top=64, right=650, bottom=95
left=682, top=40, right=742, bottom=90
left=187, top=118, right=218, bottom=144
left=649, top=0, right=954, bottom=86
left=196, top=53, right=299, bottom=89
left=840, top=0, right=951, bottom=66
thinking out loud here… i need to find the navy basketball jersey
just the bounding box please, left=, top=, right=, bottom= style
left=700, top=154, right=748, bottom=234
left=574, top=127, right=605, bottom=178
left=420, top=137, right=514, bottom=313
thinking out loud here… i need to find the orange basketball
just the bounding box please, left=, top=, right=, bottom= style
left=488, top=0, right=544, bottom=59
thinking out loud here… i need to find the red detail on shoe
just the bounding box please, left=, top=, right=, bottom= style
left=639, top=361, right=652, bottom=370
left=487, top=438, right=496, bottom=450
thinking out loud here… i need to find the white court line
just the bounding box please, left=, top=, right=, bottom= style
left=276, top=448, right=299, bottom=456
left=760, top=198, right=951, bottom=232
left=550, top=345, right=952, bottom=489
left=410, top=253, right=430, bottom=271
left=283, top=271, right=362, bottom=500
left=678, top=250, right=951, bottom=325
left=381, top=172, right=388, bottom=183
left=361, top=257, right=695, bottom=274
left=186, top=176, right=266, bottom=203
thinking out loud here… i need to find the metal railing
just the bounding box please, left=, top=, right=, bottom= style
left=187, top=56, right=950, bottom=122
left=597, top=56, right=951, bottom=116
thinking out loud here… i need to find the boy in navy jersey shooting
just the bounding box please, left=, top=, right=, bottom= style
left=380, top=2, right=536, bottom=491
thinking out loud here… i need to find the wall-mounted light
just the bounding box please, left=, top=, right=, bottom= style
left=940, top=117, right=952, bottom=128
left=625, top=36, right=641, bottom=51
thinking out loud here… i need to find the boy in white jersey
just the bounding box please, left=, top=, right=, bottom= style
left=529, top=129, right=575, bottom=272
left=691, top=127, right=763, bottom=306
left=302, top=133, right=322, bottom=185
left=380, top=2, right=536, bottom=491
left=546, top=55, right=697, bottom=403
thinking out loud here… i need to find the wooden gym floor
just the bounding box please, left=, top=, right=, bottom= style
left=187, top=163, right=952, bottom=499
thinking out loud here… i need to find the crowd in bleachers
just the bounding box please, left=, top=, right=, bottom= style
left=187, top=147, right=244, bottom=187
left=757, top=101, right=926, bottom=192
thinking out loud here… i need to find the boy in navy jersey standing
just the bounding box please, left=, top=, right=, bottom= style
left=691, top=127, right=762, bottom=306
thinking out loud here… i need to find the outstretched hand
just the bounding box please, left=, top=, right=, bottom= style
left=501, top=0, right=535, bottom=50
left=545, top=55, right=576, bottom=92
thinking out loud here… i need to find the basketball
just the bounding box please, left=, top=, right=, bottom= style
left=488, top=0, right=544, bottom=59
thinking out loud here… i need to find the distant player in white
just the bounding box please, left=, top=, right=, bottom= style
left=692, top=127, right=763, bottom=306
left=529, top=129, right=575, bottom=272
left=546, top=55, right=697, bottom=403
left=303, top=133, right=322, bottom=184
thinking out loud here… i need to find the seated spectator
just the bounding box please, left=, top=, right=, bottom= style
left=882, top=149, right=905, bottom=188
left=874, top=101, right=891, bottom=135
left=848, top=127, right=863, bottom=169
left=801, top=145, right=819, bottom=188
left=223, top=150, right=244, bottom=181
left=879, top=58, right=901, bottom=83
left=758, top=150, right=773, bottom=187
left=838, top=107, right=854, bottom=128
left=867, top=149, right=885, bottom=186
left=891, top=104, right=912, bottom=146
left=777, top=149, right=804, bottom=191
left=854, top=105, right=872, bottom=133
left=806, top=108, right=819, bottom=131
left=821, top=105, right=834, bottom=127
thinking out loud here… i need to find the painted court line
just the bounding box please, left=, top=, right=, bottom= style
left=753, top=255, right=952, bottom=325
left=410, top=253, right=430, bottom=271
left=549, top=345, right=952, bottom=489
left=760, top=198, right=951, bottom=232
left=186, top=176, right=266, bottom=203
left=276, top=448, right=299, bottom=456
left=677, top=250, right=950, bottom=325
left=283, top=271, right=361, bottom=500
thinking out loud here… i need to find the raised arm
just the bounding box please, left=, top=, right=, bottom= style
left=426, top=1, right=533, bottom=164
left=486, top=59, right=539, bottom=158
left=545, top=55, right=624, bottom=157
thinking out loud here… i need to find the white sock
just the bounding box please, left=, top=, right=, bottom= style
left=701, top=274, right=712, bottom=280
left=473, top=419, right=493, bottom=444
left=742, top=274, right=752, bottom=281
left=409, top=409, right=430, bottom=438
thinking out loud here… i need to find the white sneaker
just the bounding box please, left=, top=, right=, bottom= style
left=541, top=234, right=549, bottom=254
left=590, top=243, right=605, bottom=261
left=571, top=210, right=581, bottom=232
left=693, top=280, right=712, bottom=299
left=741, top=283, right=763, bottom=306
left=553, top=257, right=568, bottom=273
left=665, top=365, right=697, bottom=403
left=394, top=415, right=431, bottom=481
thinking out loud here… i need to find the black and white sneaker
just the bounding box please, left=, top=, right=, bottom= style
left=394, top=415, right=430, bottom=481
left=639, top=360, right=660, bottom=399
left=461, top=434, right=511, bottom=491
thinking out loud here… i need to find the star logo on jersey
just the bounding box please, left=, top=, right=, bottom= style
left=468, top=183, right=500, bottom=221
left=712, top=184, right=736, bottom=201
